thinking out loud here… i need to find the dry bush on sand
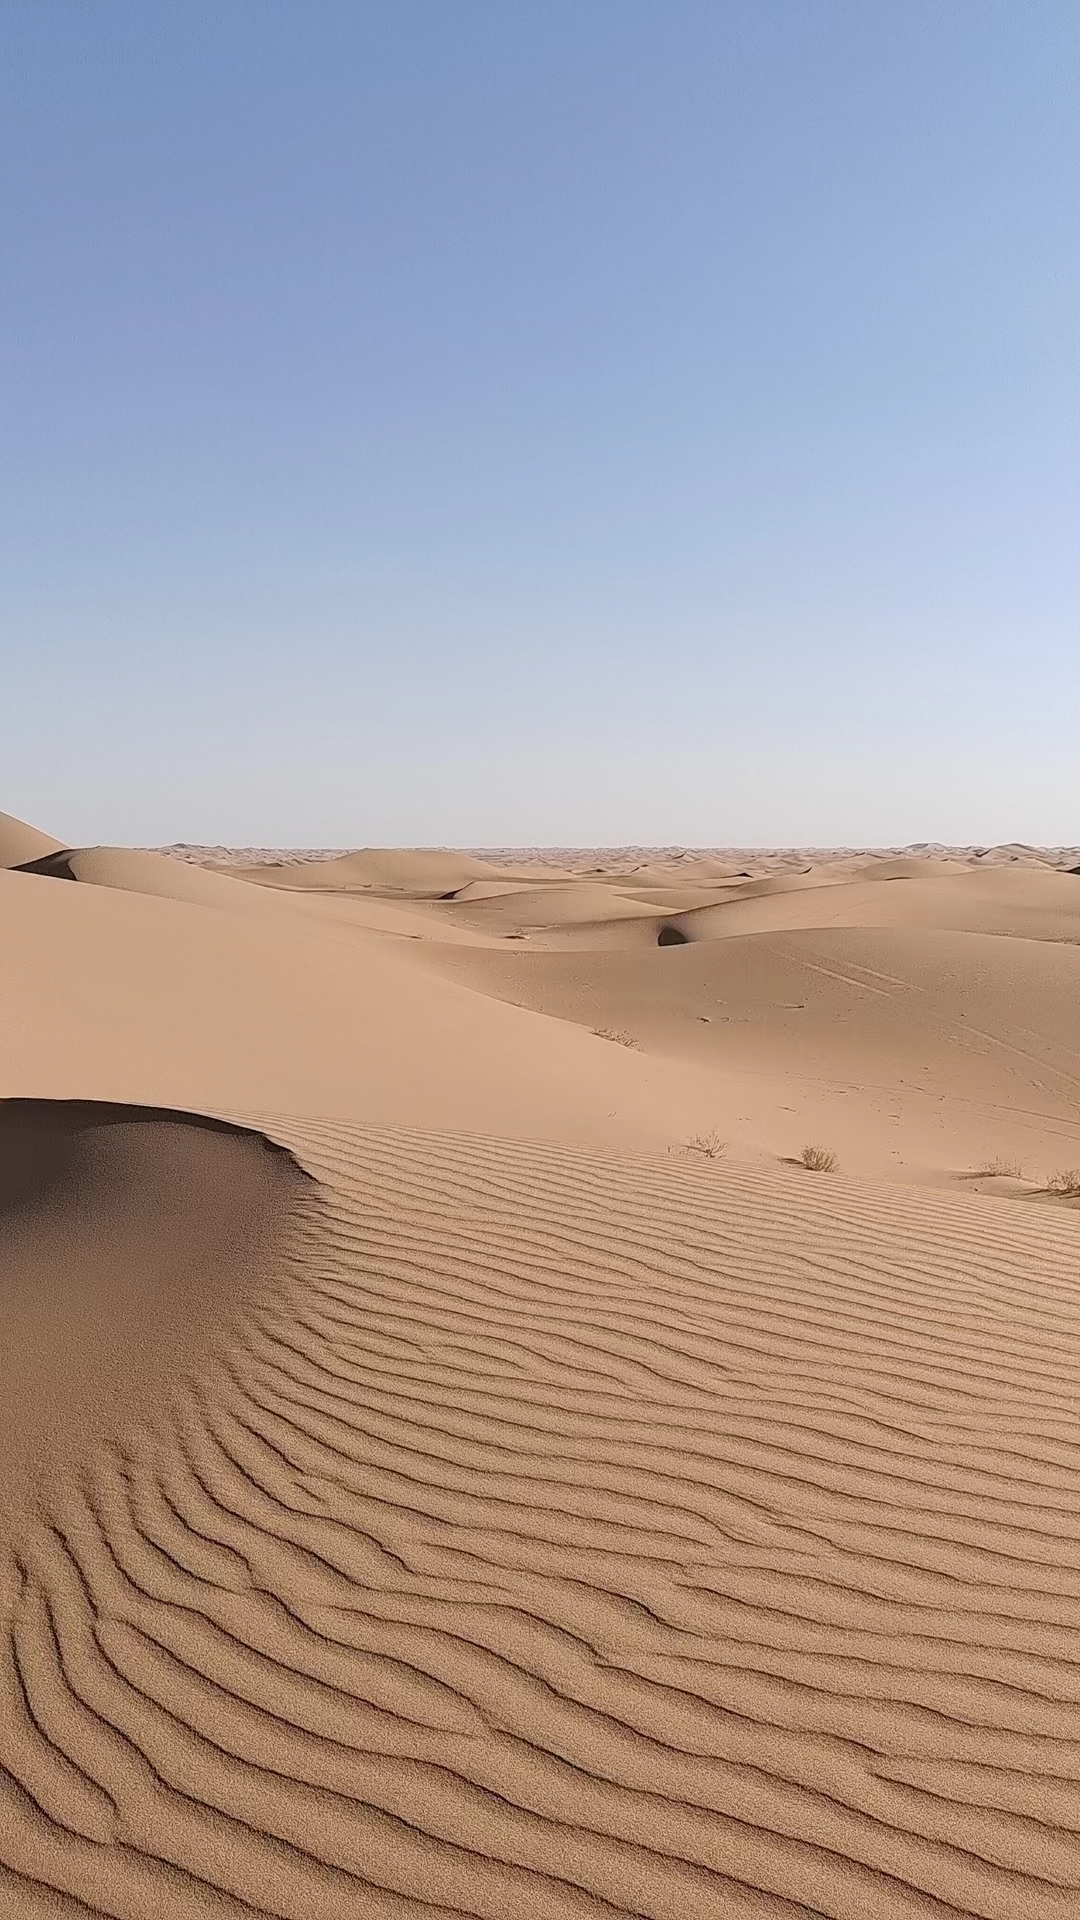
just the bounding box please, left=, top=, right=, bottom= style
left=1046, top=1169, right=1080, bottom=1197
left=799, top=1144, right=838, bottom=1173
left=592, top=1027, right=641, bottom=1049
left=978, top=1157, right=1025, bottom=1178
left=687, top=1130, right=726, bottom=1160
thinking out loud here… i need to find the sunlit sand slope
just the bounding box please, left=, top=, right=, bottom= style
left=4, top=1100, right=1080, bottom=1917
left=0, top=811, right=65, bottom=870
left=0, top=866, right=728, bottom=1152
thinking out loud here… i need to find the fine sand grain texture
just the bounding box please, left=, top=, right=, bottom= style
left=4, top=825, right=1080, bottom=1916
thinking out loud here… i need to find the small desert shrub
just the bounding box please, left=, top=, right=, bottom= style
left=799, top=1144, right=838, bottom=1173
left=687, top=1129, right=726, bottom=1160
left=1046, top=1169, right=1080, bottom=1197
left=978, top=1156, right=1025, bottom=1179
left=593, top=1027, right=641, bottom=1049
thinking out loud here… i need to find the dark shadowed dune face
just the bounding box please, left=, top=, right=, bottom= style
left=0, top=1101, right=307, bottom=1521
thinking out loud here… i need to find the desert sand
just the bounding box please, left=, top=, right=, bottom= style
left=3, top=808, right=1080, bottom=1917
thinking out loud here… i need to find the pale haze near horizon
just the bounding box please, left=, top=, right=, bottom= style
left=2, top=1, right=1077, bottom=849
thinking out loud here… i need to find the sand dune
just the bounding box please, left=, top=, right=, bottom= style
left=18, top=845, right=302, bottom=915
left=412, top=858, right=1080, bottom=1183
left=0, top=1101, right=301, bottom=1527
left=434, top=880, right=667, bottom=936
left=5, top=1103, right=1080, bottom=1916
left=417, top=925, right=1080, bottom=1181
left=21, top=843, right=508, bottom=949
left=0, top=810, right=65, bottom=869
left=0, top=864, right=727, bottom=1148
left=4, top=820, right=1080, bottom=1916
left=229, top=848, right=499, bottom=896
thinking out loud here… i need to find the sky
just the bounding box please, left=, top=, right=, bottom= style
left=2, top=0, right=1078, bottom=847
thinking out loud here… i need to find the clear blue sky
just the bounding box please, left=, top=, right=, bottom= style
left=3, top=2, right=1078, bottom=846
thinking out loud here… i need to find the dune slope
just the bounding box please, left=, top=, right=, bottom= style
left=0, top=811, right=65, bottom=870
left=0, top=865, right=733, bottom=1151
left=417, top=921, right=1080, bottom=1181
left=4, top=1108, right=1080, bottom=1917
left=6, top=825, right=1080, bottom=1918
left=0, top=1101, right=303, bottom=1529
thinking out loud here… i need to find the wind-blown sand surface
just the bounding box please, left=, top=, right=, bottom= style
left=3, top=810, right=1080, bottom=1917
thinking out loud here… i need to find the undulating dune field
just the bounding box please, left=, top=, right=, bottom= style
left=3, top=808, right=1080, bottom=1917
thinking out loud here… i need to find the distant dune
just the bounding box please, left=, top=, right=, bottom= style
left=3, top=814, right=1080, bottom=1916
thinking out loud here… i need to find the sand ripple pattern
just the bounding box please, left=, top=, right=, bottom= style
left=4, top=1119, right=1080, bottom=1917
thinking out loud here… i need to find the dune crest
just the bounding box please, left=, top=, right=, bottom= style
left=0, top=811, right=65, bottom=870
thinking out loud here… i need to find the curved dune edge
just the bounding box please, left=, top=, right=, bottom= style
left=0, top=1100, right=309, bottom=1534
left=0, top=811, right=65, bottom=871
left=3, top=1106, right=1080, bottom=1915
